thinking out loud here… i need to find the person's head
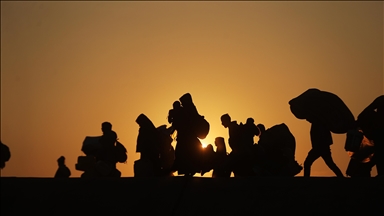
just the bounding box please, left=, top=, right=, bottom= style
left=257, top=124, right=265, bottom=135
left=246, top=118, right=254, bottom=125
left=136, top=113, right=155, bottom=129
left=221, top=114, right=231, bottom=128
left=215, top=137, right=226, bottom=153
left=101, top=122, right=112, bottom=133
left=205, top=144, right=214, bottom=153
left=57, top=156, right=65, bottom=165
left=173, top=101, right=181, bottom=109
left=179, top=93, right=193, bottom=107
left=215, top=137, right=225, bottom=146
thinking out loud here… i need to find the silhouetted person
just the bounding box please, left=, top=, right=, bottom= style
left=221, top=114, right=242, bottom=153
left=243, top=118, right=260, bottom=148
left=96, top=122, right=122, bottom=178
left=172, top=93, right=207, bottom=176
left=98, top=122, right=118, bottom=163
left=221, top=114, right=254, bottom=177
left=168, top=101, right=182, bottom=130
left=54, top=156, right=71, bottom=178
left=157, top=125, right=175, bottom=176
left=135, top=114, right=161, bottom=177
left=0, top=141, right=11, bottom=170
left=357, top=95, right=384, bottom=177
left=304, top=122, right=344, bottom=177
left=212, top=137, right=231, bottom=178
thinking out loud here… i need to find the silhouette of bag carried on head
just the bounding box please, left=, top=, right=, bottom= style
left=115, top=141, right=128, bottom=163
left=289, top=88, right=356, bottom=134
left=81, top=136, right=102, bottom=156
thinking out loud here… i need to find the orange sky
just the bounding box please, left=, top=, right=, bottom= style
left=1, top=1, right=383, bottom=177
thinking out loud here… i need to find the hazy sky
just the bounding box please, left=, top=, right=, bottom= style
left=1, top=1, right=383, bottom=177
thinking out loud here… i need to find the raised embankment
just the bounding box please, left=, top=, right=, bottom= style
left=1, top=177, right=383, bottom=215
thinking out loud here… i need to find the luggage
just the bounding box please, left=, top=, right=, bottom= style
left=115, top=141, right=128, bottom=163
left=81, top=136, right=102, bottom=156
left=289, top=88, right=356, bottom=134
left=75, top=155, right=96, bottom=171
left=258, top=123, right=296, bottom=159
left=195, top=115, right=210, bottom=139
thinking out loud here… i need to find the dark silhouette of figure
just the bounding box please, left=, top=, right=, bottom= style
left=289, top=89, right=355, bottom=177
left=243, top=118, right=260, bottom=148
left=168, top=101, right=182, bottom=131
left=220, top=114, right=242, bottom=153
left=157, top=125, right=175, bottom=176
left=356, top=95, right=384, bottom=177
left=220, top=114, right=254, bottom=177
left=0, top=141, right=11, bottom=170
left=135, top=114, right=161, bottom=177
left=345, top=128, right=375, bottom=177
left=97, top=122, right=118, bottom=164
left=179, top=93, right=210, bottom=140
left=170, top=93, right=209, bottom=176
left=257, top=123, right=301, bottom=176
left=97, top=122, right=121, bottom=177
left=304, top=122, right=344, bottom=177
left=77, top=122, right=123, bottom=178
left=212, top=137, right=231, bottom=178
left=54, top=156, right=71, bottom=178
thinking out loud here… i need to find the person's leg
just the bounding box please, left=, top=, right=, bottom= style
left=303, top=148, right=321, bottom=177
left=321, top=146, right=344, bottom=177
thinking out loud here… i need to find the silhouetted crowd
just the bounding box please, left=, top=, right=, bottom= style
left=0, top=89, right=383, bottom=179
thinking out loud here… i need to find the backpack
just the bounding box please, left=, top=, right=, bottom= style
left=115, top=141, right=128, bottom=163
left=195, top=115, right=210, bottom=139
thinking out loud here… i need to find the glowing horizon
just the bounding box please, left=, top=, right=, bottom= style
left=1, top=1, right=383, bottom=178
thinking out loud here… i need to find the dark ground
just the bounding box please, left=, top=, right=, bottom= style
left=1, top=176, right=383, bottom=215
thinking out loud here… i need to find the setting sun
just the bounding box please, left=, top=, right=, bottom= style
left=199, top=139, right=208, bottom=148
left=1, top=1, right=382, bottom=178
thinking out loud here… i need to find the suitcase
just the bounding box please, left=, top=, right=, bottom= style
left=81, top=136, right=102, bottom=156
left=75, top=156, right=96, bottom=171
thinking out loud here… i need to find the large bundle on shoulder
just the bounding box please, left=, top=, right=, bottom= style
left=289, top=88, right=356, bottom=134
left=356, top=95, right=384, bottom=139
left=257, top=124, right=302, bottom=176
left=179, top=93, right=210, bottom=139
left=258, top=123, right=296, bottom=160
left=345, top=95, right=383, bottom=163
